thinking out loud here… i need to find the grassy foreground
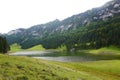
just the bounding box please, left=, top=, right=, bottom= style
left=0, top=54, right=120, bottom=80
left=53, top=60, right=120, bottom=80
left=0, top=54, right=81, bottom=80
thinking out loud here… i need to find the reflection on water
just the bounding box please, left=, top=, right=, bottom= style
left=10, top=51, right=96, bottom=62
left=10, top=51, right=50, bottom=56
left=34, top=56, right=96, bottom=62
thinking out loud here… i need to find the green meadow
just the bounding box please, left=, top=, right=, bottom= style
left=10, top=44, right=45, bottom=53
left=0, top=54, right=120, bottom=80
left=0, top=54, right=103, bottom=80
left=27, top=45, right=45, bottom=51
left=10, top=44, right=23, bottom=53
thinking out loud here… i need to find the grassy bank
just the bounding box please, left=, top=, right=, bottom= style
left=0, top=54, right=105, bottom=80
left=0, top=54, right=120, bottom=80
left=50, top=60, right=120, bottom=80
left=89, top=46, right=120, bottom=55
left=10, top=44, right=45, bottom=53
left=27, top=45, right=45, bottom=51
left=10, top=44, right=23, bottom=53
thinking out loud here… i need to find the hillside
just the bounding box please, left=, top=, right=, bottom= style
left=5, top=0, right=120, bottom=51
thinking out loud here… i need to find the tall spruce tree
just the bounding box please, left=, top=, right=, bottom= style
left=0, top=36, right=10, bottom=53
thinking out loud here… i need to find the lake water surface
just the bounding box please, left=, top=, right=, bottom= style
left=10, top=51, right=97, bottom=62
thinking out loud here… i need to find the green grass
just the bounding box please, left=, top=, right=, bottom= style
left=27, top=45, right=45, bottom=51
left=50, top=60, right=120, bottom=80
left=10, top=43, right=23, bottom=53
left=56, top=45, right=67, bottom=51
left=0, top=54, right=110, bottom=80
left=89, top=46, right=120, bottom=55
left=10, top=44, right=45, bottom=53
left=0, top=54, right=120, bottom=80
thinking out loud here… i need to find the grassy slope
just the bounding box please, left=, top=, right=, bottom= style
left=89, top=46, right=120, bottom=55
left=27, top=45, right=45, bottom=51
left=0, top=54, right=106, bottom=80
left=0, top=54, right=120, bottom=80
left=50, top=60, right=120, bottom=80
left=10, top=44, right=45, bottom=53
left=10, top=44, right=23, bottom=53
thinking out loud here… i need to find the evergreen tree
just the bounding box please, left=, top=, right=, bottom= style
left=0, top=36, right=10, bottom=53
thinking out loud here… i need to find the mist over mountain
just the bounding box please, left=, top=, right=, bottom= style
left=5, top=0, right=120, bottom=51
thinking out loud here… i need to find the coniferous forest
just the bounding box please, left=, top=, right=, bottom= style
left=0, top=36, right=10, bottom=53
left=38, top=16, right=120, bottom=51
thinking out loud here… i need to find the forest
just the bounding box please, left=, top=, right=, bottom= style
left=40, top=16, right=120, bottom=51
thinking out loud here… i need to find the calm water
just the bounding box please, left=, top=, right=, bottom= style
left=10, top=51, right=96, bottom=62
left=10, top=51, right=50, bottom=56
left=34, top=56, right=96, bottom=62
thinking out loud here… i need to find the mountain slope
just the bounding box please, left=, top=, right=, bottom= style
left=5, top=0, right=120, bottom=50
